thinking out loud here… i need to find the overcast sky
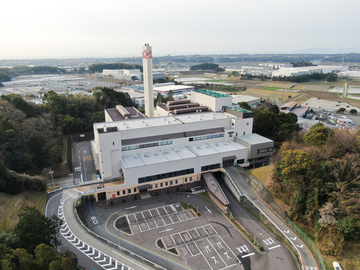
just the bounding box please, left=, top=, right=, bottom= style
left=2, top=0, right=360, bottom=59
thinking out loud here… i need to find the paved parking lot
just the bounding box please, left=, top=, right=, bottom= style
left=125, top=203, right=197, bottom=233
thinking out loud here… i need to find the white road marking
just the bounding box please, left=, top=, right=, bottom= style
left=269, top=245, right=281, bottom=250
left=205, top=206, right=212, bottom=213
left=224, top=252, right=232, bottom=260
left=241, top=253, right=255, bottom=258
left=296, top=244, right=304, bottom=248
left=124, top=206, right=137, bottom=210
left=284, top=230, right=290, bottom=234
left=290, top=237, right=297, bottom=241
left=159, top=228, right=173, bottom=233
left=211, top=256, right=219, bottom=264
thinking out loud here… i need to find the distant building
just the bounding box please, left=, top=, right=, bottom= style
left=272, top=65, right=349, bottom=77
left=102, top=69, right=141, bottom=81
left=231, top=95, right=261, bottom=107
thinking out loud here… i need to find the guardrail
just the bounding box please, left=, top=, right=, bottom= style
left=287, top=218, right=325, bottom=270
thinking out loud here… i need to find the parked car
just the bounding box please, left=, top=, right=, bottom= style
left=333, top=261, right=343, bottom=270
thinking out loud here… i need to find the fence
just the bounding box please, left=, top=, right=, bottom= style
left=287, top=217, right=326, bottom=270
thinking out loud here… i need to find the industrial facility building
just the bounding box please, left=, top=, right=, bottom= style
left=90, top=44, right=274, bottom=202
left=91, top=89, right=274, bottom=201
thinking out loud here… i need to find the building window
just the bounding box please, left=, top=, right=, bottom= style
left=175, top=180, right=178, bottom=184
left=128, top=189, right=131, bottom=194
left=257, top=147, right=274, bottom=154
left=155, top=184, right=158, bottom=188
left=160, top=183, right=163, bottom=187
left=229, top=132, right=234, bottom=137
left=190, top=133, right=224, bottom=142
left=122, top=140, right=173, bottom=151
left=117, top=191, right=120, bottom=196
left=237, top=159, right=245, bottom=164
left=138, top=168, right=194, bottom=183
left=134, top=188, right=136, bottom=192
left=243, top=132, right=245, bottom=135
left=170, top=181, right=173, bottom=185
left=113, top=142, right=115, bottom=145
left=123, top=190, right=125, bottom=195
left=185, top=178, right=188, bottom=182
left=165, top=182, right=168, bottom=186
left=201, top=163, right=220, bottom=172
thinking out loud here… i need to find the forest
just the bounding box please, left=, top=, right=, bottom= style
left=0, top=88, right=136, bottom=176
left=271, top=122, right=360, bottom=256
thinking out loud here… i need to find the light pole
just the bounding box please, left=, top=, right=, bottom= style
left=187, top=195, right=190, bottom=205
left=49, top=168, right=55, bottom=189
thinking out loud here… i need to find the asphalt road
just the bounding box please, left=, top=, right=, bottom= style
left=45, top=190, right=105, bottom=270
left=44, top=175, right=303, bottom=270
left=225, top=166, right=318, bottom=270
left=73, top=141, right=97, bottom=185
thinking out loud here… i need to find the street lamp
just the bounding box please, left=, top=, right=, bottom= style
left=49, top=168, right=55, bottom=189
left=187, top=195, right=190, bottom=205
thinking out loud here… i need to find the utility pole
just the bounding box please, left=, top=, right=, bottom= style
left=49, top=168, right=55, bottom=189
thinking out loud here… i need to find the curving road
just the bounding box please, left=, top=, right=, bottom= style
left=46, top=185, right=300, bottom=270
left=224, top=166, right=318, bottom=270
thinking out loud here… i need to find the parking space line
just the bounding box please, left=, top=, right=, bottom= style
left=170, top=234, right=177, bottom=246
left=217, top=235, right=241, bottom=264
left=195, top=243, right=214, bottom=270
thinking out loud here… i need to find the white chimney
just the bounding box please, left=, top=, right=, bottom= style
left=142, top=43, right=154, bottom=118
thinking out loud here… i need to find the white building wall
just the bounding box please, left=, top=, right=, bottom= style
left=122, top=157, right=198, bottom=186
left=96, top=131, right=122, bottom=180
left=189, top=91, right=232, bottom=112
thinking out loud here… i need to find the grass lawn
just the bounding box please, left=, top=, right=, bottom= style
left=262, top=86, right=281, bottom=90
left=247, top=165, right=274, bottom=186
left=0, top=191, right=47, bottom=233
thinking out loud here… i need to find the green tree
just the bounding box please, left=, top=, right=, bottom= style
left=253, top=110, right=279, bottom=137
left=34, top=244, right=63, bottom=270
left=238, top=102, right=251, bottom=111
left=13, top=248, right=36, bottom=270
left=337, top=217, right=359, bottom=239
left=303, top=123, right=333, bottom=146
left=268, top=105, right=280, bottom=115
left=280, top=149, right=314, bottom=179
left=338, top=107, right=346, bottom=113
left=13, top=207, right=62, bottom=253
left=350, top=109, right=357, bottom=115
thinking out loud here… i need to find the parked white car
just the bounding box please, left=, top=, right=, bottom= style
left=333, top=261, right=343, bottom=270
